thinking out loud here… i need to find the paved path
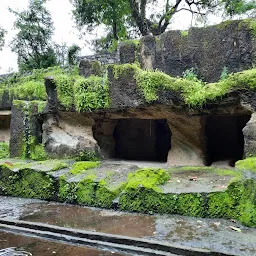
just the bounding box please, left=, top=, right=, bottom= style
left=0, top=197, right=255, bottom=255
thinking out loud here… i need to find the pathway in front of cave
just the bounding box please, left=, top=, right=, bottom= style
left=0, top=196, right=255, bottom=256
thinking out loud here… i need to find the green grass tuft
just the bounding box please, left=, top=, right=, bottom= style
left=69, top=161, right=99, bottom=175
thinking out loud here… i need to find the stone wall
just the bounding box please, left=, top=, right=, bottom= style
left=121, top=19, right=256, bottom=82
left=80, top=52, right=119, bottom=65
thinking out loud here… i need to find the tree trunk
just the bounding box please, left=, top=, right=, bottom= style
left=129, top=0, right=149, bottom=36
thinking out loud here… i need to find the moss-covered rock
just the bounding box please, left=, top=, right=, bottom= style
left=0, top=160, right=255, bottom=227
left=235, top=157, right=256, bottom=172
left=0, top=163, right=56, bottom=200
left=111, top=63, right=256, bottom=108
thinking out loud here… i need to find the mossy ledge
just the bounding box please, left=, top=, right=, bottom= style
left=112, top=63, right=256, bottom=108
left=0, top=161, right=255, bottom=227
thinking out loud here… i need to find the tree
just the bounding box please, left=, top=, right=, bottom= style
left=128, top=0, right=256, bottom=36
left=9, top=0, right=57, bottom=71
left=72, top=0, right=256, bottom=50
left=54, top=42, right=69, bottom=67
left=0, top=27, right=6, bottom=51
left=68, top=44, right=81, bottom=66
left=71, top=0, right=133, bottom=50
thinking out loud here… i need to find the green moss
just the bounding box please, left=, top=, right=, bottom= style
left=29, top=100, right=47, bottom=114
left=0, top=164, right=55, bottom=199
left=112, top=63, right=256, bottom=108
left=0, top=142, right=9, bottom=159
left=207, top=179, right=256, bottom=227
left=12, top=100, right=48, bottom=160
left=73, top=75, right=109, bottom=112
left=119, top=168, right=172, bottom=214
left=30, top=144, right=48, bottom=161
left=51, top=162, right=68, bottom=172
left=112, top=63, right=139, bottom=79
left=75, top=150, right=100, bottom=161
left=76, top=175, right=97, bottom=205
left=122, top=39, right=141, bottom=48
left=239, top=19, right=256, bottom=37
left=180, top=30, right=189, bottom=37
left=177, top=193, right=205, bottom=217
left=125, top=168, right=170, bottom=192
left=69, top=161, right=99, bottom=175
left=216, top=19, right=235, bottom=29
left=58, top=176, right=78, bottom=203
left=235, top=157, right=256, bottom=172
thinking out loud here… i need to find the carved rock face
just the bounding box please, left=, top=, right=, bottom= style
left=42, top=112, right=99, bottom=158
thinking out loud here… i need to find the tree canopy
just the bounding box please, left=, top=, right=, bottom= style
left=71, top=0, right=256, bottom=50
left=71, top=0, right=133, bottom=51
left=9, top=0, right=57, bottom=71
left=0, top=27, right=6, bottom=51
left=129, top=0, right=256, bottom=36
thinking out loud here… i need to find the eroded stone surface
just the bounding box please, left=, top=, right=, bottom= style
left=43, top=112, right=99, bottom=157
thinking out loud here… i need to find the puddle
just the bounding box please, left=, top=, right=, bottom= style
left=0, top=231, right=128, bottom=256
left=20, top=203, right=156, bottom=238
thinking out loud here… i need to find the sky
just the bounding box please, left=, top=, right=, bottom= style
left=0, top=0, right=225, bottom=74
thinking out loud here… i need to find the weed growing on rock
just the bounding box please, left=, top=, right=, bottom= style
left=0, top=142, right=9, bottom=159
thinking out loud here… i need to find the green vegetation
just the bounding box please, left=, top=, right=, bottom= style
left=30, top=144, right=48, bottom=161
left=239, top=19, right=256, bottom=37
left=0, top=161, right=255, bottom=227
left=12, top=100, right=48, bottom=160
left=236, top=157, right=256, bottom=172
left=125, top=168, right=170, bottom=192
left=0, top=66, right=78, bottom=102
left=69, top=161, right=99, bottom=175
left=0, top=165, right=55, bottom=200
left=54, top=74, right=75, bottom=110
left=75, top=150, right=100, bottom=161
left=112, top=63, right=256, bottom=108
left=74, top=75, right=109, bottom=112
left=0, top=142, right=9, bottom=159
left=72, top=0, right=255, bottom=51
left=10, top=0, right=57, bottom=71
left=180, top=30, right=189, bottom=37
left=9, top=81, right=46, bottom=100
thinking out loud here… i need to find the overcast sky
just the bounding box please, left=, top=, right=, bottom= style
left=0, top=0, right=224, bottom=74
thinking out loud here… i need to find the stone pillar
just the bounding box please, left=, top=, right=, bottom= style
left=243, top=113, right=256, bottom=157
left=140, top=35, right=156, bottom=70
left=167, top=115, right=206, bottom=166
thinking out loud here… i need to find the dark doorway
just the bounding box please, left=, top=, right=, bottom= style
left=113, top=119, right=171, bottom=162
left=206, top=115, right=250, bottom=166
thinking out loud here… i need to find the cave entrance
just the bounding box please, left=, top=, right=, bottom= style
left=205, top=115, right=251, bottom=166
left=0, top=111, right=11, bottom=143
left=113, top=119, right=171, bottom=162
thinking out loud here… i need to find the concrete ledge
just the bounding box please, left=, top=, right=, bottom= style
left=0, top=218, right=235, bottom=256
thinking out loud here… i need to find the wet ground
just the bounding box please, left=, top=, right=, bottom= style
left=0, top=197, right=256, bottom=255
left=0, top=231, right=128, bottom=256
